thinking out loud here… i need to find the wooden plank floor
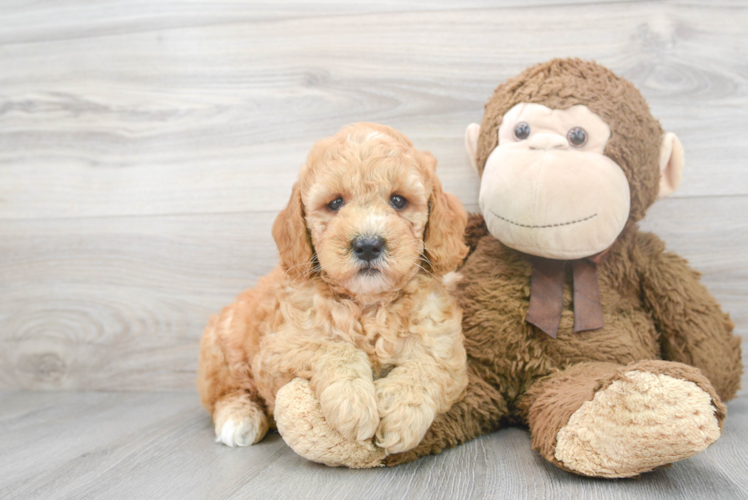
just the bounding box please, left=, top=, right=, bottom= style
left=1, top=390, right=747, bottom=500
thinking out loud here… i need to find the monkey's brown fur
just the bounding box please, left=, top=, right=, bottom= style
left=386, top=59, right=742, bottom=474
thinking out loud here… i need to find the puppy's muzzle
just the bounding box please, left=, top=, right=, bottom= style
left=352, top=236, right=385, bottom=263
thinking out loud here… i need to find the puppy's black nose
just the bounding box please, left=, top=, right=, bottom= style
left=352, top=236, right=385, bottom=263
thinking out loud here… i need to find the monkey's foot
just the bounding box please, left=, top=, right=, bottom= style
left=554, top=370, right=721, bottom=478
left=274, top=378, right=386, bottom=468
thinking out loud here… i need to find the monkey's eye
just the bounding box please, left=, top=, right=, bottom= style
left=327, top=197, right=344, bottom=211
left=514, top=122, right=531, bottom=140
left=390, top=194, right=407, bottom=210
left=567, top=127, right=588, bottom=147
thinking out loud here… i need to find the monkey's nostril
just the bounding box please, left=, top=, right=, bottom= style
left=352, top=236, right=385, bottom=263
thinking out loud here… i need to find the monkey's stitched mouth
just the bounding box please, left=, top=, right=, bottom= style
left=488, top=209, right=598, bottom=229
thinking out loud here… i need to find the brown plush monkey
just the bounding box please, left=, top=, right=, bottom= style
left=383, top=58, right=743, bottom=477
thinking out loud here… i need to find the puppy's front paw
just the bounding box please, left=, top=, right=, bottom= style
left=375, top=379, right=436, bottom=454
left=319, top=378, right=379, bottom=443
left=276, top=378, right=386, bottom=468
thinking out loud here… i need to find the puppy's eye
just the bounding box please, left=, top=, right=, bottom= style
left=567, top=127, right=588, bottom=147
left=327, top=197, right=344, bottom=211
left=390, top=194, right=407, bottom=210
left=514, top=122, right=531, bottom=140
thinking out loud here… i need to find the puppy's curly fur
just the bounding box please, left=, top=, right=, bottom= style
left=197, top=123, right=469, bottom=454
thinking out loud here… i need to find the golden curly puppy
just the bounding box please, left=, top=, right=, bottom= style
left=197, top=123, right=469, bottom=455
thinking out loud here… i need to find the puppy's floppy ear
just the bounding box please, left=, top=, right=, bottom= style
left=421, top=152, right=469, bottom=275
left=272, top=182, right=313, bottom=278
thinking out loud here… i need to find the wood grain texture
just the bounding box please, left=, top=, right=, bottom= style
left=0, top=0, right=746, bottom=398
left=1, top=2, right=747, bottom=219
left=1, top=390, right=747, bottom=500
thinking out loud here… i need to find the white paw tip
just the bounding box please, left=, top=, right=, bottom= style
left=215, top=417, right=259, bottom=447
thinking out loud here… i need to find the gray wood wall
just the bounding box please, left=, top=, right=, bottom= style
left=1, top=0, right=746, bottom=393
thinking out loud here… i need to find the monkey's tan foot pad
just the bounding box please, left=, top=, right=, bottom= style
left=554, top=370, right=721, bottom=478
left=274, top=378, right=386, bottom=468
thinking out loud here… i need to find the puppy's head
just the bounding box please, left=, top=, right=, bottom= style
left=273, top=123, right=468, bottom=297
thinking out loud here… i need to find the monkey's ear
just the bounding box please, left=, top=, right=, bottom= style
left=464, top=123, right=481, bottom=174
left=657, top=132, right=684, bottom=199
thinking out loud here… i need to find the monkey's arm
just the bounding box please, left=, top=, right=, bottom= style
left=636, top=231, right=742, bottom=401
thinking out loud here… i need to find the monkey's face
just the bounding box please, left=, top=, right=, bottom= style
left=475, top=103, right=630, bottom=260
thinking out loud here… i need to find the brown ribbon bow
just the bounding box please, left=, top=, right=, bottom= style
left=525, top=249, right=610, bottom=338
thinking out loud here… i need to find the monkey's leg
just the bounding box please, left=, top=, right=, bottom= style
left=524, top=360, right=726, bottom=478
left=384, top=367, right=507, bottom=466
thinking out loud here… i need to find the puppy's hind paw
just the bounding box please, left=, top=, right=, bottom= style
left=213, top=395, right=269, bottom=447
